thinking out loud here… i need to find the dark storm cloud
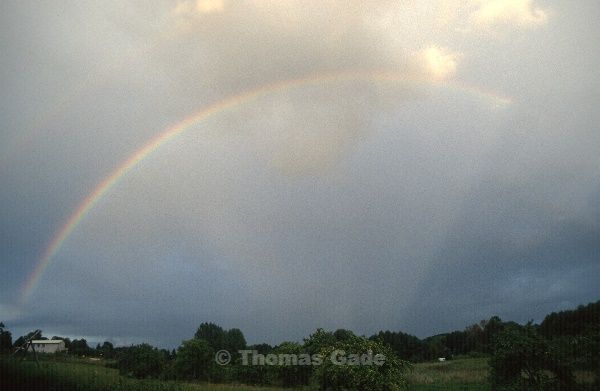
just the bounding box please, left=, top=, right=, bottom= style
left=404, top=176, right=600, bottom=335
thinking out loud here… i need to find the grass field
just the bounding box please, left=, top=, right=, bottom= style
left=0, top=356, right=288, bottom=391
left=407, top=358, right=491, bottom=390
left=0, top=355, right=494, bottom=390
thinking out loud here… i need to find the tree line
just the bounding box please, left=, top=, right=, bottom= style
left=1, top=300, right=599, bottom=389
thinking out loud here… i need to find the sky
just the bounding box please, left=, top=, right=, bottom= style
left=1, top=0, right=599, bottom=348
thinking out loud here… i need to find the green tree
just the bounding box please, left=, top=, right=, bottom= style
left=272, top=341, right=312, bottom=386
left=422, top=335, right=446, bottom=360
left=464, top=322, right=485, bottom=353
left=539, top=300, right=600, bottom=338
left=481, top=316, right=506, bottom=353
left=333, top=329, right=356, bottom=342
left=490, top=323, right=574, bottom=390
left=0, top=322, right=12, bottom=352
left=175, top=338, right=214, bottom=380
left=303, top=328, right=336, bottom=355
left=14, top=330, right=42, bottom=348
left=578, top=328, right=600, bottom=387
left=195, top=322, right=226, bottom=350
left=234, top=342, right=273, bottom=384
left=70, top=338, right=91, bottom=356
left=97, top=341, right=115, bottom=358
left=538, top=300, right=600, bottom=380
left=225, top=328, right=247, bottom=353
left=117, top=343, right=166, bottom=379
left=312, top=334, right=410, bottom=391
left=372, top=330, right=424, bottom=361
left=248, top=343, right=273, bottom=354
left=443, top=330, right=469, bottom=356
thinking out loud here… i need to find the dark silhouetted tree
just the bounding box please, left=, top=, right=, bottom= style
left=490, top=323, right=574, bottom=390
left=195, top=322, right=226, bottom=350
left=272, top=341, right=312, bottom=386
left=372, top=330, right=424, bottom=361
left=225, top=328, right=247, bottom=353
left=303, top=329, right=336, bottom=356
left=0, top=322, right=12, bottom=351
left=70, top=339, right=91, bottom=356
left=97, top=341, right=114, bottom=358
left=175, top=338, right=214, bottom=380
left=117, top=343, right=166, bottom=379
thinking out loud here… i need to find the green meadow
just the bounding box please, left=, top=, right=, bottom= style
left=406, top=357, right=490, bottom=390
left=1, top=355, right=493, bottom=391
left=3, top=353, right=597, bottom=390
left=0, top=355, right=284, bottom=391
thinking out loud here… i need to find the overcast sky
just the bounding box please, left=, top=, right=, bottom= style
left=1, top=0, right=599, bottom=348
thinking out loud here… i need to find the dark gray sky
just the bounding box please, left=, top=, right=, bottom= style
left=1, top=1, right=599, bottom=348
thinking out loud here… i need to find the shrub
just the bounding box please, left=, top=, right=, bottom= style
left=311, top=335, right=410, bottom=391
left=117, top=344, right=166, bottom=379
left=489, top=324, right=574, bottom=390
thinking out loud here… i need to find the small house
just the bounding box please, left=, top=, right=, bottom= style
left=28, top=340, right=66, bottom=353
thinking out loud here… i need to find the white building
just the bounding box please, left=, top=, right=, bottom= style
left=27, top=340, right=66, bottom=353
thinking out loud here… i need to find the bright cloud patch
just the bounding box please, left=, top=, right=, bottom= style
left=171, top=0, right=226, bottom=32
left=418, top=46, right=462, bottom=81
left=471, top=0, right=548, bottom=28
left=172, top=0, right=225, bottom=17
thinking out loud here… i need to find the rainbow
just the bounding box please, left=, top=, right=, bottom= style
left=18, top=70, right=513, bottom=305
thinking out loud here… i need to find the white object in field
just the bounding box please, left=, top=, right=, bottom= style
left=27, top=340, right=66, bottom=353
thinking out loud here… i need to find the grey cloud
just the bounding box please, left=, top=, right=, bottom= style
left=2, top=1, right=599, bottom=347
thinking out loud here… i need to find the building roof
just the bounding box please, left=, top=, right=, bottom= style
left=31, top=340, right=64, bottom=344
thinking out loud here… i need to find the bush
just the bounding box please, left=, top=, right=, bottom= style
left=311, top=335, right=410, bottom=391
left=117, top=344, right=166, bottom=379
left=272, top=341, right=313, bottom=386
left=174, top=339, right=212, bottom=380
left=489, top=324, right=574, bottom=390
